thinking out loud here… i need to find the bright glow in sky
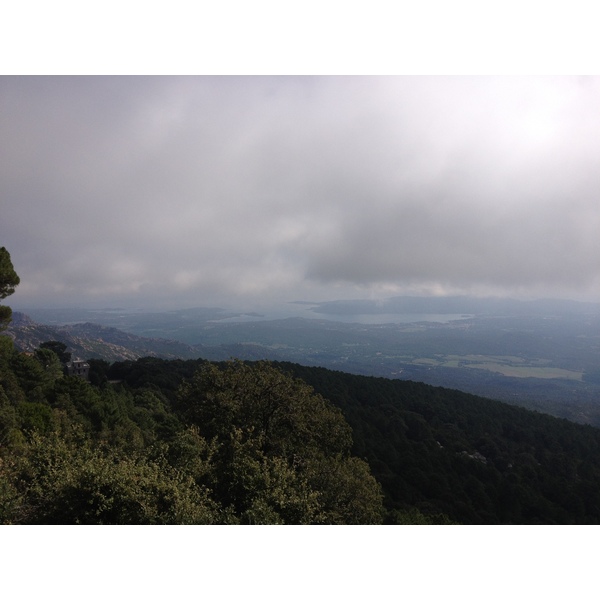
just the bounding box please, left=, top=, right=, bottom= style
left=2, top=76, right=600, bottom=309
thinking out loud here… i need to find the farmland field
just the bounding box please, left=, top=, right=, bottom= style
left=411, top=354, right=583, bottom=380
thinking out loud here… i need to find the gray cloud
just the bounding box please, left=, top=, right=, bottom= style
left=2, top=76, right=600, bottom=309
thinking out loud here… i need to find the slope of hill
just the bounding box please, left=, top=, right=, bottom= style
left=279, top=362, right=600, bottom=524
left=104, top=356, right=600, bottom=524
left=5, top=312, right=203, bottom=361
left=0, top=348, right=384, bottom=524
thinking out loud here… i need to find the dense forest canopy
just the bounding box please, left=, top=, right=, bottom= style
left=4, top=339, right=600, bottom=523
left=0, top=345, right=384, bottom=524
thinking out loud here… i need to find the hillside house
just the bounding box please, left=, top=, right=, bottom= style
left=66, top=359, right=90, bottom=379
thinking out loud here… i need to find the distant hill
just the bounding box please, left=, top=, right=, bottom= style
left=5, top=312, right=204, bottom=361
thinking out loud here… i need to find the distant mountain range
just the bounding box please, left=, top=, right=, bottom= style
left=5, top=312, right=202, bottom=361
left=5, top=311, right=298, bottom=363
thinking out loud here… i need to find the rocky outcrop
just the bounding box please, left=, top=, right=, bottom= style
left=3, top=312, right=202, bottom=362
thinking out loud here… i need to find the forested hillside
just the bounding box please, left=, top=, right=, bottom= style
left=0, top=342, right=384, bottom=524
left=4, top=333, right=600, bottom=523
left=105, top=357, right=600, bottom=524
left=279, top=363, right=600, bottom=524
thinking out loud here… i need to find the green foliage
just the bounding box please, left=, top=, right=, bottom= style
left=175, top=360, right=384, bottom=523
left=0, top=392, right=23, bottom=448
left=386, top=508, right=458, bottom=525
left=7, top=335, right=600, bottom=525
left=87, top=358, right=110, bottom=386
left=17, top=401, right=55, bottom=434
left=0, top=307, right=11, bottom=328
left=34, top=348, right=64, bottom=382
left=176, top=360, right=353, bottom=458
left=39, top=341, right=71, bottom=365
left=0, top=350, right=384, bottom=524
left=0, top=248, right=19, bottom=300
left=278, top=362, right=600, bottom=524
left=0, top=247, right=19, bottom=329
left=220, top=430, right=323, bottom=525
left=2, top=430, right=220, bottom=524
left=304, top=455, right=386, bottom=524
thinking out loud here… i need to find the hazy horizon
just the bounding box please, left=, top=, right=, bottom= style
left=3, top=76, right=600, bottom=311
left=12, top=293, right=600, bottom=323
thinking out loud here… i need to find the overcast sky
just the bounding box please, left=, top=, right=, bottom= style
left=2, top=76, right=600, bottom=310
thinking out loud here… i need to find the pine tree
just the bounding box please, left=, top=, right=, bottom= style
left=0, top=247, right=20, bottom=329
